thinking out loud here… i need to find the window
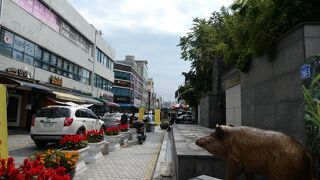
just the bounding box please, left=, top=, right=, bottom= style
left=43, top=50, right=50, bottom=63
left=24, top=55, right=33, bottom=65
left=1, top=30, right=14, bottom=47
left=35, top=46, right=42, bottom=59
left=13, top=35, right=25, bottom=52
left=63, top=60, right=68, bottom=71
left=57, top=57, right=63, bottom=68
left=51, top=54, right=57, bottom=65
left=86, top=109, right=98, bottom=119
left=12, top=50, right=23, bottom=61
left=25, top=41, right=34, bottom=56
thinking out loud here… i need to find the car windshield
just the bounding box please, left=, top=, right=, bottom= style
left=36, top=107, right=70, bottom=118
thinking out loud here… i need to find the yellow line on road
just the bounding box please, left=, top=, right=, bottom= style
left=143, top=133, right=165, bottom=180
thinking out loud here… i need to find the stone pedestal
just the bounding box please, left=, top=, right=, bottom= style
left=105, top=134, right=122, bottom=151
left=84, top=141, right=104, bottom=163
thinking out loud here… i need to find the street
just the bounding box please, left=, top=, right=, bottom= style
left=8, top=128, right=166, bottom=180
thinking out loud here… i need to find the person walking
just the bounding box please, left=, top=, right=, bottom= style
left=120, top=111, right=128, bottom=125
left=129, top=112, right=135, bottom=128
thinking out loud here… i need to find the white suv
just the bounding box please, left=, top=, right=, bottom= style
left=30, top=105, right=105, bottom=147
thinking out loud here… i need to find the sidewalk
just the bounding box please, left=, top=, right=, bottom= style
left=75, top=126, right=166, bottom=180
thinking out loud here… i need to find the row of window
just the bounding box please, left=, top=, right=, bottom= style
left=96, top=48, right=114, bottom=70
left=114, top=71, right=134, bottom=81
left=113, top=87, right=133, bottom=97
left=0, top=29, right=90, bottom=85
left=94, top=74, right=113, bottom=92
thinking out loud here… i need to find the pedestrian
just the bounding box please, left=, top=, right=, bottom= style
left=129, top=112, right=135, bottom=128
left=170, top=114, right=175, bottom=125
left=120, top=111, right=128, bottom=125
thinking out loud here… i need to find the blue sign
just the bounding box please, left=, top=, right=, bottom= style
left=300, top=64, right=311, bottom=79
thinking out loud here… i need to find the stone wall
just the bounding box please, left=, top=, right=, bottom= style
left=241, top=23, right=320, bottom=144
left=199, top=94, right=225, bottom=128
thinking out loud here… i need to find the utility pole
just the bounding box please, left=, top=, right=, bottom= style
left=148, top=90, right=151, bottom=112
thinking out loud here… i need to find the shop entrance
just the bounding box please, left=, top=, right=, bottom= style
left=7, top=95, right=21, bottom=127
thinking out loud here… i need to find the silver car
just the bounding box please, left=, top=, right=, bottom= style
left=101, top=113, right=122, bottom=128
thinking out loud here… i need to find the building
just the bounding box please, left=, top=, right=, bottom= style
left=115, top=55, right=150, bottom=110
left=0, top=0, right=115, bottom=129
left=113, top=60, right=144, bottom=111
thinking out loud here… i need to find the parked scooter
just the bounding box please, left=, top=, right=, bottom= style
left=133, top=120, right=147, bottom=144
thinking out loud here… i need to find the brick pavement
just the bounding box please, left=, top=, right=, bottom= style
left=75, top=127, right=166, bottom=180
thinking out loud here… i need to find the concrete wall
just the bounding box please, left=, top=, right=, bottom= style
left=199, top=94, right=224, bottom=128
left=241, top=24, right=320, bottom=144
left=226, top=84, right=241, bottom=126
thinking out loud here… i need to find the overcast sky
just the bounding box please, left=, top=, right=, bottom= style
left=68, top=0, right=233, bottom=101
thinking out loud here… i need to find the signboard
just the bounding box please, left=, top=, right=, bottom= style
left=300, top=64, right=311, bottom=79
left=5, top=67, right=31, bottom=78
left=138, top=108, right=144, bottom=121
left=114, top=80, right=131, bottom=88
left=50, top=75, right=62, bottom=86
left=114, top=96, right=131, bottom=103
left=155, top=109, right=160, bottom=125
left=0, top=84, right=8, bottom=159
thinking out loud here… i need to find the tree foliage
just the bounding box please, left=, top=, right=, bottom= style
left=176, top=0, right=320, bottom=105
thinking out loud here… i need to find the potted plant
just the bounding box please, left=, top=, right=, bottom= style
left=60, top=134, right=89, bottom=175
left=0, top=156, right=71, bottom=179
left=119, top=124, right=129, bottom=146
left=84, top=130, right=105, bottom=163
left=160, top=119, right=169, bottom=129
left=105, top=126, right=122, bottom=151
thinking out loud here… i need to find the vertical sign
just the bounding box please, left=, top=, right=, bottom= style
left=0, top=84, right=8, bottom=159
left=155, top=109, right=160, bottom=125
left=138, top=107, right=144, bottom=121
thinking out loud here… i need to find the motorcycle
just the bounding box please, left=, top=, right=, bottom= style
left=133, top=120, right=147, bottom=144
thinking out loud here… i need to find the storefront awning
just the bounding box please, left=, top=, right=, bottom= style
left=0, top=77, right=51, bottom=92
left=107, top=102, right=120, bottom=107
left=81, top=96, right=103, bottom=106
left=52, top=91, right=86, bottom=103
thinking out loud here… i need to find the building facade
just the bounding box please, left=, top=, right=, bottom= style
left=113, top=60, right=144, bottom=111
left=0, top=0, right=115, bottom=129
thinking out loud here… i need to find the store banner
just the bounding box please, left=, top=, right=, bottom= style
left=155, top=109, right=160, bottom=125
left=138, top=108, right=144, bottom=121
left=0, top=84, right=8, bottom=159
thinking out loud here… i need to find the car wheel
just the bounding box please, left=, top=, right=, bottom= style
left=100, top=125, right=106, bottom=132
left=76, top=128, right=86, bottom=135
left=34, top=140, right=47, bottom=148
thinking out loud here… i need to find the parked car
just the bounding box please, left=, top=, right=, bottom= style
left=175, top=112, right=194, bottom=124
left=101, top=112, right=123, bottom=128
left=30, top=105, right=105, bottom=147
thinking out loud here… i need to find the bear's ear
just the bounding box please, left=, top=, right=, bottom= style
left=215, top=125, right=224, bottom=139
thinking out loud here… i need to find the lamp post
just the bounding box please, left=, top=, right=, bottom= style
left=148, top=90, right=151, bottom=112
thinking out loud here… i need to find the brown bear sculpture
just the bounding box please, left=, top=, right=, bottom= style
left=195, top=125, right=315, bottom=180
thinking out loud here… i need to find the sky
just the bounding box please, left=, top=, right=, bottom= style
left=68, top=0, right=233, bottom=101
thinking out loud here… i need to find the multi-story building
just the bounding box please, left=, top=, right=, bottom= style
left=113, top=59, right=144, bottom=111
left=0, top=0, right=115, bottom=129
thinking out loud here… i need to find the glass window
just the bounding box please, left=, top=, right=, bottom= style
left=35, top=46, right=42, bottom=59
left=56, top=69, right=62, bottom=75
left=51, top=54, right=57, bottom=65
left=34, top=60, right=42, bottom=68
left=43, top=63, right=50, bottom=70
left=96, top=75, right=102, bottom=88
left=68, top=63, right=74, bottom=72
left=63, top=70, right=68, bottom=77
left=1, top=30, right=14, bottom=47
left=12, top=50, right=23, bottom=61
left=24, top=55, right=34, bottom=65
left=57, top=57, right=63, bottom=68
left=0, top=46, right=12, bottom=58
left=13, top=35, right=25, bottom=52
left=43, top=50, right=50, bottom=63
left=50, top=65, right=56, bottom=73
left=63, top=60, right=68, bottom=70
left=74, top=65, right=79, bottom=75
left=24, top=41, right=34, bottom=56
left=95, top=48, right=99, bottom=61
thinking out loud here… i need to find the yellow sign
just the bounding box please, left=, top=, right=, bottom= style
left=0, top=84, right=8, bottom=159
left=138, top=107, right=144, bottom=121
left=155, top=109, right=160, bottom=125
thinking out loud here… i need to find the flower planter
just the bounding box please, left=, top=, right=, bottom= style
left=105, top=134, right=122, bottom=151
left=101, top=141, right=109, bottom=155
left=119, top=132, right=128, bottom=146
left=61, top=146, right=89, bottom=175
left=84, top=141, right=104, bottom=164
left=127, top=131, right=133, bottom=140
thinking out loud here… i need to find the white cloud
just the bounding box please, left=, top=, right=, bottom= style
left=68, top=0, right=233, bottom=100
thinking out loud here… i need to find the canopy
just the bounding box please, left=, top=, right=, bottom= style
left=52, top=91, right=86, bottom=103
